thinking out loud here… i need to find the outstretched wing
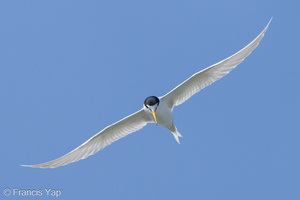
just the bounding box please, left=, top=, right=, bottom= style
left=162, top=19, right=271, bottom=109
left=22, top=109, right=151, bottom=168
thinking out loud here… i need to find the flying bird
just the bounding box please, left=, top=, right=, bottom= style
left=23, top=19, right=271, bottom=168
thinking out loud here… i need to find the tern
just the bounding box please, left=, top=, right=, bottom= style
left=23, top=20, right=271, bottom=168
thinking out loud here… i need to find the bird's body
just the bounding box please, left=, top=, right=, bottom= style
left=143, top=96, right=182, bottom=143
left=23, top=19, right=272, bottom=168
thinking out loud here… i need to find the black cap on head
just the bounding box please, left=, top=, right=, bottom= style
left=144, top=96, right=159, bottom=107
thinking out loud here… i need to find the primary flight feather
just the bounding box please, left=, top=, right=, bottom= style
left=23, top=19, right=271, bottom=168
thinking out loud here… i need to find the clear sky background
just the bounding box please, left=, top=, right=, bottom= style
left=1, top=1, right=299, bottom=200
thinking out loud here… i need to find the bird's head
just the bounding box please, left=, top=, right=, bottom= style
left=144, top=96, right=160, bottom=124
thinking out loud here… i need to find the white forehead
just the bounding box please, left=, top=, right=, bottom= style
left=146, top=104, right=158, bottom=110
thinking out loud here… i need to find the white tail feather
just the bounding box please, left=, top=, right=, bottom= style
left=171, top=128, right=183, bottom=144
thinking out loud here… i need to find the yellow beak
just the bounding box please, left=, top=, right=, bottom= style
left=152, top=111, right=158, bottom=124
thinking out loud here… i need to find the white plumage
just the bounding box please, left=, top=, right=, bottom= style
left=23, top=19, right=271, bottom=168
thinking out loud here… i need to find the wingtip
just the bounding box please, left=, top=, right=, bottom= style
left=269, top=17, right=273, bottom=22
left=266, top=17, right=273, bottom=28
left=260, top=18, right=272, bottom=35
left=21, top=164, right=51, bottom=169
left=20, top=164, right=33, bottom=168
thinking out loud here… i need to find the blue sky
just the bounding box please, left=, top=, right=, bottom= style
left=1, top=0, right=299, bottom=199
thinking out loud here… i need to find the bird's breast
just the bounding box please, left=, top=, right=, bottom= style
left=156, top=99, right=174, bottom=129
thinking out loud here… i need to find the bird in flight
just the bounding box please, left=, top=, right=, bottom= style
left=23, top=19, right=271, bottom=168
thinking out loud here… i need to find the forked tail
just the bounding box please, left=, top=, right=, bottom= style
left=171, top=128, right=183, bottom=144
